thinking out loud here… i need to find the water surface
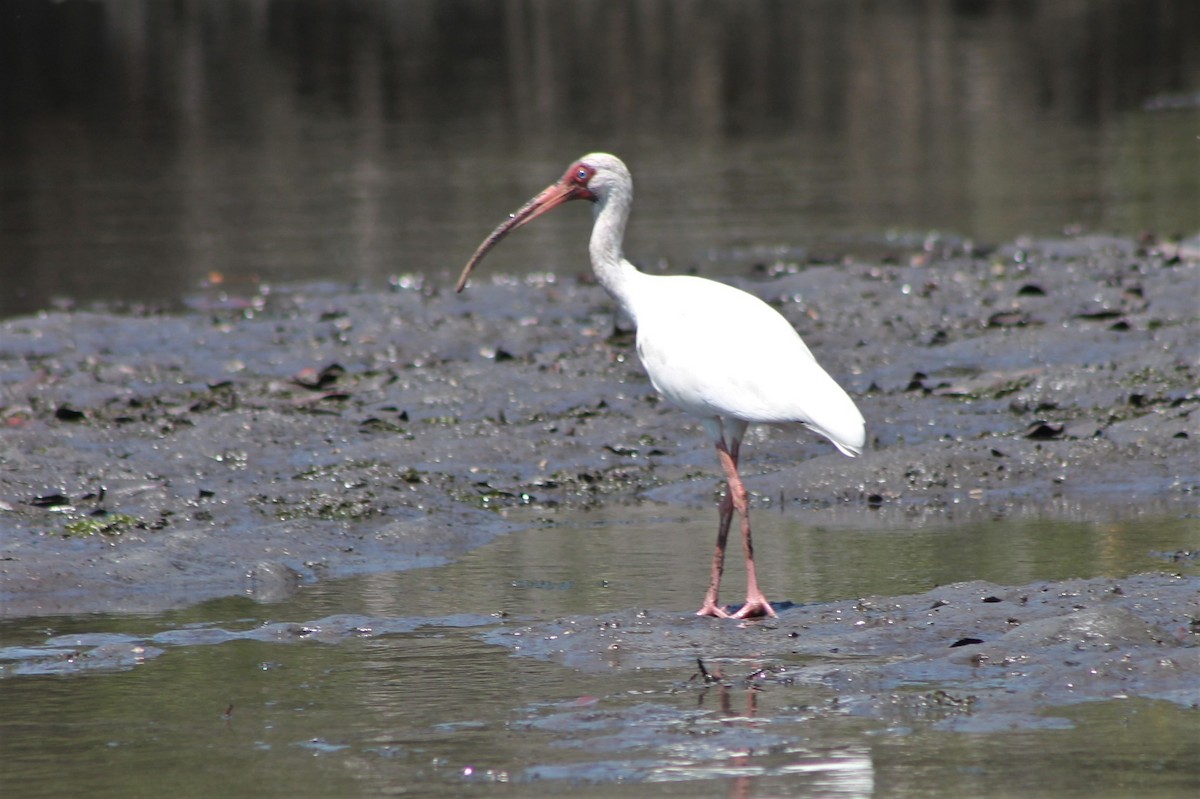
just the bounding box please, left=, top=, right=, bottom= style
left=3, top=510, right=1198, bottom=797
left=3, top=0, right=1198, bottom=318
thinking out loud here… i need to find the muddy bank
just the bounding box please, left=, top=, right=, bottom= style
left=482, top=571, right=1200, bottom=731
left=1, top=234, right=1197, bottom=617
left=5, top=572, right=1197, bottom=737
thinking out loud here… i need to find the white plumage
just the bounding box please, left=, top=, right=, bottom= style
left=457, top=153, right=865, bottom=618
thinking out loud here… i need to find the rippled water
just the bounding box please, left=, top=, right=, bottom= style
left=3, top=0, right=1199, bottom=318
left=3, top=511, right=1198, bottom=797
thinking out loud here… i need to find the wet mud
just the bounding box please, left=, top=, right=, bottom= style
left=2, top=234, right=1199, bottom=781
left=2, top=234, right=1198, bottom=621
left=485, top=572, right=1200, bottom=732
left=3, top=572, right=1197, bottom=743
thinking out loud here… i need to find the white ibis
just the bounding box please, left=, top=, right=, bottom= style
left=457, top=153, right=865, bottom=618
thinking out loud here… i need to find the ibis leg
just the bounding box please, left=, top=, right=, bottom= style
left=716, top=441, right=775, bottom=619
left=695, top=424, right=776, bottom=619
left=696, top=488, right=734, bottom=617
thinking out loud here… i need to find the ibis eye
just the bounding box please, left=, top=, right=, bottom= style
left=567, top=164, right=595, bottom=189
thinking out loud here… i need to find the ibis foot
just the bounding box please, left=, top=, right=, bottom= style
left=695, top=597, right=780, bottom=619
left=696, top=599, right=732, bottom=618
left=730, top=598, right=777, bottom=619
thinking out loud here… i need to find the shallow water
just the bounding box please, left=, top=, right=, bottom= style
left=3, top=511, right=1198, bottom=797
left=3, top=0, right=1199, bottom=319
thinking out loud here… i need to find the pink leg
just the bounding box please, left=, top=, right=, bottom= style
left=717, top=442, right=775, bottom=618
left=696, top=489, right=734, bottom=617
left=696, top=429, right=776, bottom=619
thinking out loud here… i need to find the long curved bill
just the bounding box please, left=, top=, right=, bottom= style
left=455, top=178, right=586, bottom=293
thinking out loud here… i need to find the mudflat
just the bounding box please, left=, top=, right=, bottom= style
left=1, top=234, right=1196, bottom=618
